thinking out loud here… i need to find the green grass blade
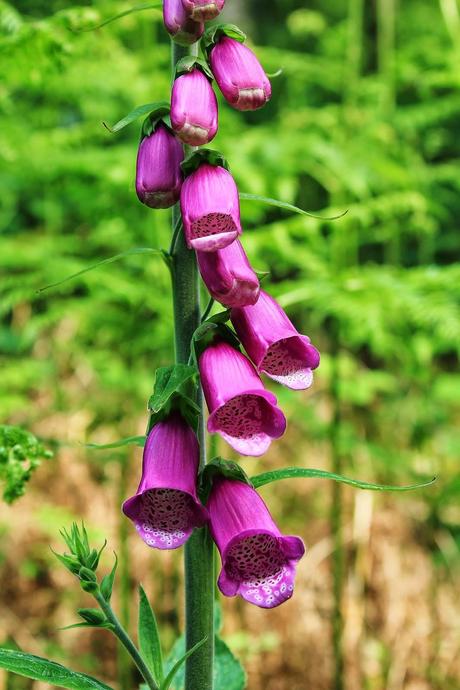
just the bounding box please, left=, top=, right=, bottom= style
left=138, top=585, right=163, bottom=685
left=75, top=3, right=162, bottom=32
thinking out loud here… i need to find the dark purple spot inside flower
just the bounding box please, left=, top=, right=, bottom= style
left=262, top=338, right=314, bottom=389
left=136, top=488, right=196, bottom=549
left=191, top=212, right=237, bottom=239
left=225, top=533, right=295, bottom=607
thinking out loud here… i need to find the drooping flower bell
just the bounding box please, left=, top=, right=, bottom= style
left=210, top=36, right=271, bottom=111
left=231, top=290, right=320, bottom=390
left=196, top=239, right=259, bottom=308
left=122, top=413, right=208, bottom=549
left=171, top=67, right=218, bottom=146
left=208, top=478, right=305, bottom=608
left=136, top=123, right=184, bottom=209
left=180, top=163, right=242, bottom=252
left=163, top=0, right=204, bottom=46
left=199, top=340, right=286, bottom=456
left=182, top=0, right=225, bottom=21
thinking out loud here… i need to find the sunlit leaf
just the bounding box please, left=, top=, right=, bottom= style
left=251, top=467, right=436, bottom=492
left=0, top=649, right=114, bottom=690
left=239, top=192, right=348, bottom=220
left=37, top=248, right=165, bottom=293
left=74, top=3, right=162, bottom=32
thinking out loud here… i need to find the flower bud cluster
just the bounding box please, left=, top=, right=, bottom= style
left=125, top=7, right=320, bottom=609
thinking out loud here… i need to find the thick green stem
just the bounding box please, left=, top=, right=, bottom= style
left=95, top=592, right=159, bottom=690
left=170, top=41, right=215, bottom=690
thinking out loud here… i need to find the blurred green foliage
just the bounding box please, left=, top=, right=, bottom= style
left=0, top=0, right=459, bottom=544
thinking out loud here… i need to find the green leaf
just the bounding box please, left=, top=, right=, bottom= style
left=148, top=365, right=197, bottom=414
left=86, top=436, right=146, bottom=450
left=181, top=149, right=230, bottom=177
left=164, top=636, right=245, bottom=690
left=201, top=458, right=252, bottom=502
left=191, top=317, right=238, bottom=365
left=100, top=553, right=118, bottom=602
left=0, top=649, right=114, bottom=690
left=175, top=57, right=214, bottom=81
left=251, top=467, right=437, bottom=492
left=161, top=637, right=207, bottom=690
left=74, top=3, right=162, bottom=32
left=0, top=425, right=52, bottom=504
left=103, top=102, right=169, bottom=134
left=238, top=193, right=348, bottom=221
left=138, top=585, right=163, bottom=686
left=37, top=248, right=165, bottom=294
left=202, top=24, right=246, bottom=53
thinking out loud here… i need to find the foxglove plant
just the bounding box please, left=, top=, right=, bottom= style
left=208, top=478, right=305, bottom=608
left=231, top=289, right=321, bottom=389
left=0, top=9, right=434, bottom=690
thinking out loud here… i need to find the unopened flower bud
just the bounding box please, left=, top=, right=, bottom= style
left=171, top=68, right=218, bottom=146
left=210, top=36, right=271, bottom=111
left=163, top=0, right=204, bottom=46
left=182, top=0, right=225, bottom=21
left=136, top=124, right=184, bottom=209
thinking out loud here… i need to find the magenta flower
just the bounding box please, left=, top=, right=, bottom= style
left=196, top=240, right=259, bottom=308
left=208, top=478, right=305, bottom=608
left=199, top=340, right=286, bottom=456
left=136, top=124, right=184, bottom=209
left=182, top=0, right=224, bottom=21
left=210, top=37, right=271, bottom=111
left=122, top=414, right=208, bottom=549
left=231, top=290, right=320, bottom=390
left=163, top=0, right=204, bottom=46
left=171, top=68, right=218, bottom=146
left=180, top=163, right=242, bottom=252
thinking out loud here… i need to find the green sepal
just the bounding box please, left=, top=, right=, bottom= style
left=100, top=552, right=118, bottom=602
left=103, top=101, right=169, bottom=134
left=78, top=566, right=98, bottom=583
left=181, top=149, right=230, bottom=177
left=140, top=106, right=172, bottom=139
left=200, top=457, right=252, bottom=503
left=147, top=365, right=200, bottom=433
left=81, top=580, right=99, bottom=594
left=51, top=550, right=81, bottom=576
left=175, top=56, right=214, bottom=81
left=191, top=314, right=238, bottom=365
left=202, top=23, right=246, bottom=55
left=77, top=608, right=107, bottom=626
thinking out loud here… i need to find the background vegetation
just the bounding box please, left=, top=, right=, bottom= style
left=1, top=0, right=459, bottom=689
